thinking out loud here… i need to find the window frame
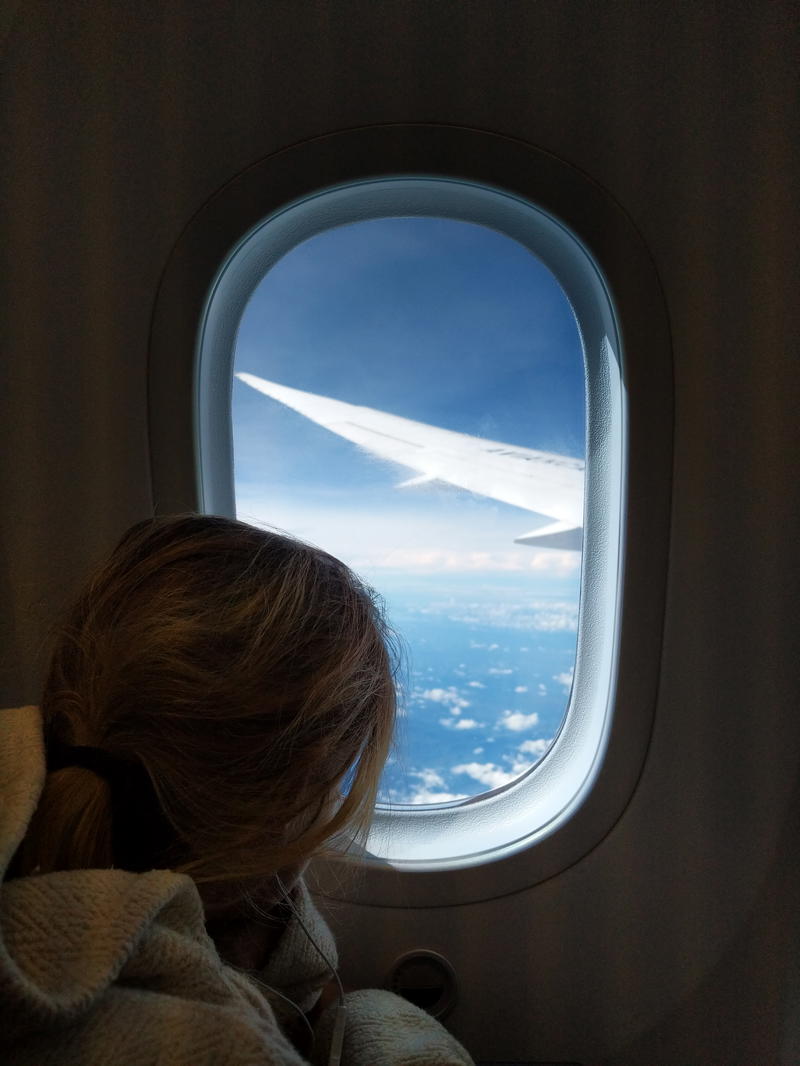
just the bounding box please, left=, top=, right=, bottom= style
left=149, top=124, right=672, bottom=907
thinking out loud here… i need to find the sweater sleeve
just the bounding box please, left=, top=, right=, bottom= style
left=245, top=883, right=474, bottom=1066
left=310, top=990, right=475, bottom=1066
left=3, top=982, right=313, bottom=1066
left=254, top=880, right=339, bottom=1015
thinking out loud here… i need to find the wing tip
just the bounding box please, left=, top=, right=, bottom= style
left=514, top=523, right=583, bottom=551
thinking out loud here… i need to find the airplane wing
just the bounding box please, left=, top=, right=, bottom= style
left=236, top=372, right=584, bottom=550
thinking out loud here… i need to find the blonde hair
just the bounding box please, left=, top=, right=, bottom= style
left=9, top=514, right=398, bottom=894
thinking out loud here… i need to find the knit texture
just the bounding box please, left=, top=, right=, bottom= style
left=0, top=706, right=474, bottom=1065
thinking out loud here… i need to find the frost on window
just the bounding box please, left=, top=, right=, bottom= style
left=232, top=216, right=584, bottom=805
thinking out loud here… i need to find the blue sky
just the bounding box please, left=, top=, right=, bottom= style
left=232, top=215, right=585, bottom=587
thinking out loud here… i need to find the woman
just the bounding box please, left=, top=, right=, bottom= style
left=0, top=514, right=473, bottom=1065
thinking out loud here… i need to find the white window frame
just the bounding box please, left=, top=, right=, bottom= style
left=148, top=125, right=672, bottom=907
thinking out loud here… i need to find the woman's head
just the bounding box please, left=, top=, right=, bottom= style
left=15, top=514, right=399, bottom=895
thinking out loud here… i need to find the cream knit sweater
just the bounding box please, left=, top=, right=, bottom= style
left=0, top=705, right=474, bottom=1065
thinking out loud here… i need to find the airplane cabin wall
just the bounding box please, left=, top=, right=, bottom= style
left=2, top=3, right=798, bottom=1063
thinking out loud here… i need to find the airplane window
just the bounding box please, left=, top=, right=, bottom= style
left=231, top=216, right=585, bottom=805
left=157, top=144, right=649, bottom=887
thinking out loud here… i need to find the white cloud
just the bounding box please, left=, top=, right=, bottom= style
left=517, top=738, right=551, bottom=757
left=439, top=717, right=482, bottom=730
left=488, top=667, right=514, bottom=675
left=451, top=761, right=519, bottom=789
left=421, top=687, right=454, bottom=703
left=472, top=747, right=484, bottom=755
left=405, top=788, right=468, bottom=804
left=416, top=686, right=471, bottom=711
left=382, top=782, right=468, bottom=804
left=553, top=668, right=574, bottom=691
left=236, top=497, right=582, bottom=576
left=443, top=600, right=579, bottom=633
left=499, top=710, right=540, bottom=732
left=537, top=683, right=547, bottom=695
left=514, top=685, right=528, bottom=693
left=530, top=606, right=579, bottom=631
left=363, top=547, right=580, bottom=575
left=467, top=680, right=486, bottom=689
left=410, top=768, right=446, bottom=789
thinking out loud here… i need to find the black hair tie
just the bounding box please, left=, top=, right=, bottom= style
left=45, top=736, right=177, bottom=874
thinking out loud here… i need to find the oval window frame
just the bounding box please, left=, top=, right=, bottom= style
left=149, top=124, right=672, bottom=906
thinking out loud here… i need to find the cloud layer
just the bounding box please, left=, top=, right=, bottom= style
left=235, top=498, right=581, bottom=576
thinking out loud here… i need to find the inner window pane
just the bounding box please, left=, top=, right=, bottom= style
left=232, top=215, right=584, bottom=804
